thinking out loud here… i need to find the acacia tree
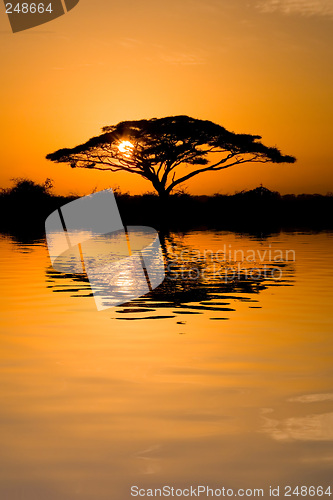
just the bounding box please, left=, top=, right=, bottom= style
left=46, top=115, right=296, bottom=198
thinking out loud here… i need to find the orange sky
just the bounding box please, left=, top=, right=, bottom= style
left=0, top=0, right=332, bottom=196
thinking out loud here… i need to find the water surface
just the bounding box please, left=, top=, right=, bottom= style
left=0, top=230, right=332, bottom=499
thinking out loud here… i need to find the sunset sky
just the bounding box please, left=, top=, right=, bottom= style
left=1, top=0, right=332, bottom=196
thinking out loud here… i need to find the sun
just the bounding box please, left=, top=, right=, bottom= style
left=118, top=140, right=134, bottom=157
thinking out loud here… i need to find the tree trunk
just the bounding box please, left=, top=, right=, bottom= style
left=157, top=189, right=170, bottom=229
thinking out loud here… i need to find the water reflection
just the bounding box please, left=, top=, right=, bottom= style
left=262, top=408, right=333, bottom=441
left=1, top=230, right=333, bottom=499
left=262, top=392, right=333, bottom=442
left=46, top=230, right=295, bottom=319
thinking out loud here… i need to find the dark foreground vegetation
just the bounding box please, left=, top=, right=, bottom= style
left=1, top=179, right=333, bottom=241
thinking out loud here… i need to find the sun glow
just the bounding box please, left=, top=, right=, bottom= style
left=118, top=140, right=134, bottom=157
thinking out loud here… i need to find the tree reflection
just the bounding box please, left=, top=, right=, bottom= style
left=46, top=230, right=295, bottom=319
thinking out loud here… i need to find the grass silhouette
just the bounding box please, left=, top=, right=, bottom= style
left=1, top=179, right=332, bottom=241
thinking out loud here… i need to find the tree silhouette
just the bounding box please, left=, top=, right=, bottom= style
left=46, top=115, right=296, bottom=198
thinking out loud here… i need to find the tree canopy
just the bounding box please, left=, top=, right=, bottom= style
left=46, top=115, right=296, bottom=197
